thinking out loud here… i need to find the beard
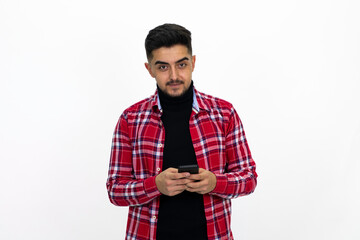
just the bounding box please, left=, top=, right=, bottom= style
left=158, top=80, right=192, bottom=98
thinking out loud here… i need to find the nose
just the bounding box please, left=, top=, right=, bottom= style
left=170, top=66, right=178, bottom=81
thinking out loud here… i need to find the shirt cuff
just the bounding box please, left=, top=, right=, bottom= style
left=143, top=175, right=162, bottom=198
left=211, top=173, right=228, bottom=195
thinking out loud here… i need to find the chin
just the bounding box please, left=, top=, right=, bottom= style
left=172, top=89, right=184, bottom=95
left=166, top=90, right=185, bottom=98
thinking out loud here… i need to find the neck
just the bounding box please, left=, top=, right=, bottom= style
left=157, top=81, right=193, bottom=111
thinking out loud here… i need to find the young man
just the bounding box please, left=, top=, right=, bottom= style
left=106, top=23, right=257, bottom=240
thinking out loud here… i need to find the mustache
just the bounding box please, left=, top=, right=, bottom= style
left=166, top=80, right=184, bottom=85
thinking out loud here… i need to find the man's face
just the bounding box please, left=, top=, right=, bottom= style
left=145, top=44, right=196, bottom=97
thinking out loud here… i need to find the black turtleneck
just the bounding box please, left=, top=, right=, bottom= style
left=156, top=82, right=208, bottom=240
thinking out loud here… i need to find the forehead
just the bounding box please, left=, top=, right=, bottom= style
left=150, top=44, right=191, bottom=64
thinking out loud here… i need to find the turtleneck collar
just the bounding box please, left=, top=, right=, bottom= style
left=157, top=81, right=194, bottom=111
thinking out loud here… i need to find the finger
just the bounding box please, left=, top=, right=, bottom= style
left=172, top=172, right=190, bottom=180
left=185, top=187, right=196, bottom=192
left=168, top=185, right=187, bottom=194
left=186, top=184, right=207, bottom=194
left=188, top=168, right=207, bottom=180
left=174, top=178, right=193, bottom=185
left=186, top=186, right=205, bottom=194
left=165, top=167, right=179, bottom=173
left=163, top=171, right=187, bottom=180
left=186, top=181, right=202, bottom=189
left=188, top=173, right=202, bottom=181
left=167, top=189, right=185, bottom=196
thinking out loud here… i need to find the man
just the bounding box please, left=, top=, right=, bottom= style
left=107, top=23, right=257, bottom=240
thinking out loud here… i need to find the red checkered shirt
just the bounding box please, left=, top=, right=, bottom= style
left=107, top=87, right=257, bottom=240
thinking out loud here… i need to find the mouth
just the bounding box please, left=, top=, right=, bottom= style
left=167, top=81, right=184, bottom=87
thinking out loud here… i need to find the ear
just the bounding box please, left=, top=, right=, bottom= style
left=191, top=55, right=196, bottom=72
left=145, top=62, right=155, bottom=78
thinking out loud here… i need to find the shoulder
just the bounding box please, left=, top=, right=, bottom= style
left=121, top=93, right=157, bottom=120
left=195, top=89, right=235, bottom=115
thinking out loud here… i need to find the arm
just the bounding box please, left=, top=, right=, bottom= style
left=210, top=108, right=257, bottom=199
left=106, top=114, right=161, bottom=206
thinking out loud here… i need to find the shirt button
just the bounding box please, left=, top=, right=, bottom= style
left=158, top=144, right=163, bottom=147
left=152, top=216, right=156, bottom=219
left=156, top=168, right=161, bottom=172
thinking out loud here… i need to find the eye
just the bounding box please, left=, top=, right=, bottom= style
left=158, top=65, right=168, bottom=71
left=178, top=63, right=187, bottom=68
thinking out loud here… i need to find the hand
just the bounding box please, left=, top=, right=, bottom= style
left=186, top=168, right=217, bottom=194
left=155, top=168, right=192, bottom=196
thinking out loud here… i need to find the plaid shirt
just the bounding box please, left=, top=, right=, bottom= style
left=107, top=87, right=257, bottom=240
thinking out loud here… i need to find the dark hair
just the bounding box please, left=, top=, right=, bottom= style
left=145, top=23, right=192, bottom=61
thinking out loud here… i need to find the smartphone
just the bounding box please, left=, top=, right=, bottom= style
left=178, top=164, right=199, bottom=174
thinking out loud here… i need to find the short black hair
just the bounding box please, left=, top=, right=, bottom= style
left=145, top=23, right=192, bottom=61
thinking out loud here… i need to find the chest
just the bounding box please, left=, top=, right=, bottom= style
left=129, top=110, right=228, bottom=175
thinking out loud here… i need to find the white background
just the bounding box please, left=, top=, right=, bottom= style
left=1, top=0, right=359, bottom=239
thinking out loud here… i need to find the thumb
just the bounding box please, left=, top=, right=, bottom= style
left=165, top=167, right=179, bottom=173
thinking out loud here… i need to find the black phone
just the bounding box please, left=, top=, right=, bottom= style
left=178, top=164, right=199, bottom=174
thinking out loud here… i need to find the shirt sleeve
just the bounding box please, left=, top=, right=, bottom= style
left=106, top=113, right=161, bottom=206
left=210, top=107, right=257, bottom=199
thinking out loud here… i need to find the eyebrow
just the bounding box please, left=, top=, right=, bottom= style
left=154, top=57, right=189, bottom=65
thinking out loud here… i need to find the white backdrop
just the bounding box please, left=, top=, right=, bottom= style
left=1, top=0, right=359, bottom=239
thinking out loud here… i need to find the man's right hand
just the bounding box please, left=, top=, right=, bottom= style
left=155, top=168, right=191, bottom=196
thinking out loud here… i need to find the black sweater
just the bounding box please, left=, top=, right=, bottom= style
left=156, top=82, right=208, bottom=240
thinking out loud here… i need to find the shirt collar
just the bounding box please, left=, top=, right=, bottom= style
left=151, top=85, right=210, bottom=113
left=155, top=88, right=199, bottom=112
left=193, top=87, right=211, bottom=112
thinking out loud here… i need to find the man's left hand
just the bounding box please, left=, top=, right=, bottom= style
left=186, top=168, right=217, bottom=194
